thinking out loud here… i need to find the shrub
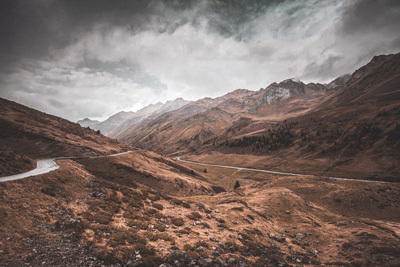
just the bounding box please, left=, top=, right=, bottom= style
left=171, top=217, right=184, bottom=226
left=184, top=244, right=194, bottom=251
left=186, top=251, right=200, bottom=260
left=152, top=203, right=164, bottom=210
left=128, top=220, right=148, bottom=230
left=194, top=240, right=209, bottom=249
left=85, top=211, right=113, bottom=225
left=147, top=208, right=158, bottom=215
left=182, top=202, right=191, bottom=209
left=187, top=212, right=202, bottom=220
left=41, top=186, right=57, bottom=197
left=149, top=194, right=161, bottom=201
left=142, top=255, right=165, bottom=266
left=148, top=233, right=174, bottom=242
left=135, top=243, right=155, bottom=256
left=172, top=198, right=183, bottom=205
left=177, top=228, right=190, bottom=235
left=154, top=223, right=166, bottom=232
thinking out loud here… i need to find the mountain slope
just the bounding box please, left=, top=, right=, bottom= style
left=80, top=98, right=190, bottom=137
left=120, top=79, right=337, bottom=154
left=0, top=97, right=129, bottom=176
left=76, top=118, right=100, bottom=128
left=197, top=53, right=400, bottom=180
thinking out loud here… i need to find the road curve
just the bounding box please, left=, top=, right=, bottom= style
left=174, top=157, right=394, bottom=184
left=0, top=151, right=132, bottom=183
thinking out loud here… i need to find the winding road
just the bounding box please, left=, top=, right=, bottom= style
left=0, top=152, right=394, bottom=184
left=174, top=157, right=394, bottom=184
left=0, top=151, right=132, bottom=183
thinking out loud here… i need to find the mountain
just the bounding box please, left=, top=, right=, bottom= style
left=116, top=53, right=399, bottom=179
left=77, top=118, right=100, bottom=128
left=119, top=78, right=335, bottom=154
left=194, top=53, right=400, bottom=180
left=110, top=97, right=190, bottom=139
left=81, top=98, right=190, bottom=137
left=0, top=97, right=129, bottom=176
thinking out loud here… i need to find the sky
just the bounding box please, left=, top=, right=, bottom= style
left=0, top=0, right=399, bottom=121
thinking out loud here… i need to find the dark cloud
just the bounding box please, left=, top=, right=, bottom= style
left=0, top=0, right=285, bottom=68
left=341, top=0, right=400, bottom=35
left=302, top=55, right=344, bottom=81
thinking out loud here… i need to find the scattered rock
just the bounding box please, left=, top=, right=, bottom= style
left=269, top=233, right=276, bottom=239
left=296, top=233, right=304, bottom=240
left=227, top=257, right=236, bottom=265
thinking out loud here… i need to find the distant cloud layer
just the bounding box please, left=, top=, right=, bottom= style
left=0, top=0, right=399, bottom=121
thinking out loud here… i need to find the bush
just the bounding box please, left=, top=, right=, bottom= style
left=128, top=220, right=149, bottom=230
left=184, top=244, right=194, bottom=251
left=187, top=212, right=201, bottom=220
left=154, top=223, right=166, bottom=232
left=148, top=233, right=174, bottom=242
left=172, top=198, right=183, bottom=205
left=147, top=208, right=158, bottom=215
left=85, top=211, right=113, bottom=225
left=148, top=194, right=161, bottom=201
left=135, top=244, right=155, bottom=256
left=152, top=203, right=164, bottom=210
left=171, top=217, right=184, bottom=226
left=194, top=240, right=209, bottom=249
left=186, top=251, right=201, bottom=260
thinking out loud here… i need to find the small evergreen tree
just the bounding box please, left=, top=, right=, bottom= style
left=233, top=180, right=240, bottom=190
left=203, top=168, right=207, bottom=173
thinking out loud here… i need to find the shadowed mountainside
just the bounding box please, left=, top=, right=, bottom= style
left=0, top=98, right=130, bottom=176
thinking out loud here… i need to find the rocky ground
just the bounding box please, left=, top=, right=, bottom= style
left=1, top=152, right=399, bottom=266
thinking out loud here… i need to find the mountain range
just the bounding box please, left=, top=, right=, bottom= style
left=82, top=72, right=349, bottom=153
left=78, top=97, right=190, bottom=137
left=77, top=53, right=400, bottom=180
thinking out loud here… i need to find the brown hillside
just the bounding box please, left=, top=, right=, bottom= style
left=120, top=79, right=336, bottom=155
left=0, top=97, right=130, bottom=176
left=196, top=53, right=400, bottom=180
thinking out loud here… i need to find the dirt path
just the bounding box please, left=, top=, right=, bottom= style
left=174, top=157, right=394, bottom=184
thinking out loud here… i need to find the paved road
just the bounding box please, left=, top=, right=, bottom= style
left=0, top=151, right=132, bottom=183
left=174, top=157, right=394, bottom=184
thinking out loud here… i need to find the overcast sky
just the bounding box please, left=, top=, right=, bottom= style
left=0, top=0, right=399, bottom=121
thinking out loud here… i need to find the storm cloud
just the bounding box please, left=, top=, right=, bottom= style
left=0, top=0, right=399, bottom=121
